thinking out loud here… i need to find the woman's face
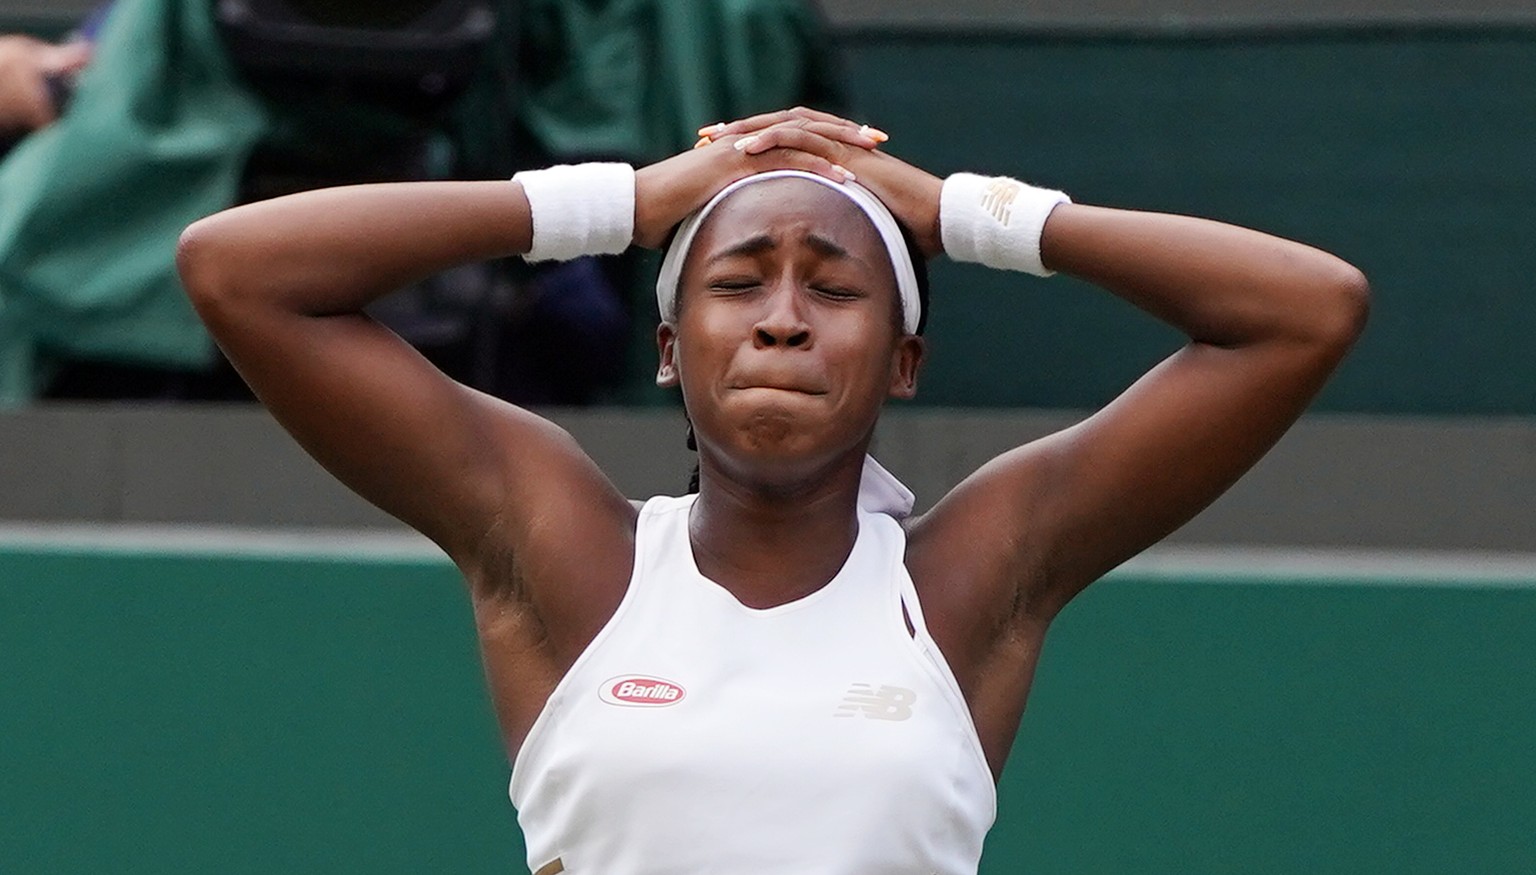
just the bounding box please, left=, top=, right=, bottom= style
left=657, top=178, right=925, bottom=485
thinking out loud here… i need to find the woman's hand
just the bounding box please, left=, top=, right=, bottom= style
left=0, top=35, right=90, bottom=134
left=695, top=107, right=946, bottom=257
left=634, top=106, right=942, bottom=255
left=634, top=110, right=873, bottom=248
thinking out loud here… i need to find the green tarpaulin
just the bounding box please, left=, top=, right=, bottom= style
left=0, top=0, right=840, bottom=405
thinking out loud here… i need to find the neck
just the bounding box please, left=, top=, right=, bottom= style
left=688, top=451, right=864, bottom=609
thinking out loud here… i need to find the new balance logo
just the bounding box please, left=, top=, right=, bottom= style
left=980, top=179, right=1022, bottom=226
left=835, top=683, right=916, bottom=721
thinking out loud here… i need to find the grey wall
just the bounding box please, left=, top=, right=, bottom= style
left=2, top=405, right=1532, bottom=552
left=0, top=0, right=89, bottom=23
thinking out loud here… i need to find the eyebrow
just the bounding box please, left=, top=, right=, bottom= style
left=706, top=233, right=857, bottom=265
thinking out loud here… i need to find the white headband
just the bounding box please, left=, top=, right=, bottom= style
left=654, top=170, right=923, bottom=335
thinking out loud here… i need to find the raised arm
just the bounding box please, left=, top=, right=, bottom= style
left=713, top=118, right=1367, bottom=627
left=923, top=203, right=1368, bottom=620
left=176, top=129, right=869, bottom=633
left=175, top=181, right=636, bottom=583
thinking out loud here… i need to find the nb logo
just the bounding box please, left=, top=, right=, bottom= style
left=835, top=683, right=916, bottom=721
left=980, top=179, right=1022, bottom=226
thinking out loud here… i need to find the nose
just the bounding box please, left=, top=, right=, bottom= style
left=752, top=282, right=812, bottom=349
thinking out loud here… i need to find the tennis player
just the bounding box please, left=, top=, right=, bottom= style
left=177, top=106, right=1367, bottom=875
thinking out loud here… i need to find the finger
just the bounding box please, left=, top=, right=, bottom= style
left=724, top=122, right=860, bottom=158
left=39, top=41, right=91, bottom=76
left=731, top=124, right=860, bottom=165
left=720, top=111, right=885, bottom=145
left=743, top=146, right=856, bottom=184
left=716, top=118, right=886, bottom=153
left=790, top=119, right=886, bottom=150
left=858, top=123, right=890, bottom=144
left=0, top=34, right=52, bottom=54
left=705, top=106, right=886, bottom=143
left=702, top=106, right=846, bottom=137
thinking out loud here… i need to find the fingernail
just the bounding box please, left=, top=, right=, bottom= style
left=697, top=122, right=725, bottom=137
left=859, top=124, right=889, bottom=143
left=693, top=136, right=712, bottom=149
left=733, top=136, right=759, bottom=152
left=833, top=164, right=856, bottom=182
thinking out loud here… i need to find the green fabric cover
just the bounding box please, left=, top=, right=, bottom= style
left=517, top=0, right=842, bottom=162
left=0, top=0, right=267, bottom=404
left=0, top=0, right=839, bottom=406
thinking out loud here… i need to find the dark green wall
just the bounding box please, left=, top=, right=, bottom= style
left=0, top=553, right=514, bottom=874
left=839, top=29, right=1536, bottom=412
left=5, top=14, right=1534, bottom=412
left=5, top=548, right=1533, bottom=873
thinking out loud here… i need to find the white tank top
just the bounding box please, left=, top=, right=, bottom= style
left=510, top=495, right=996, bottom=875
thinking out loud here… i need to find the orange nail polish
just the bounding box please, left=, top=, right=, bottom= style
left=859, top=124, right=889, bottom=143
left=693, top=136, right=711, bottom=149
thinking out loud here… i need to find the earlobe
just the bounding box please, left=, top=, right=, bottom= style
left=656, top=322, right=680, bottom=388
left=887, top=335, right=926, bottom=399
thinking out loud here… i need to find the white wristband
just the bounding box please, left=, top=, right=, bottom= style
left=511, top=163, right=636, bottom=262
left=939, top=172, right=1071, bottom=276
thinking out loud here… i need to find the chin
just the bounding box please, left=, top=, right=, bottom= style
left=695, top=390, right=870, bottom=473
left=738, top=407, right=805, bottom=450
left=707, top=405, right=837, bottom=475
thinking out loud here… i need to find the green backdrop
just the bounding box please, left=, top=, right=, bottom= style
left=837, top=28, right=1536, bottom=413
left=4, top=17, right=1535, bottom=412
left=4, top=547, right=1533, bottom=873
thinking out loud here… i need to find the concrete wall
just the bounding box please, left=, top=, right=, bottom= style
left=2, top=405, right=1532, bottom=551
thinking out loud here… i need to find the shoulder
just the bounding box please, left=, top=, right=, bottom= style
left=898, top=449, right=1062, bottom=664
left=901, top=441, right=1060, bottom=610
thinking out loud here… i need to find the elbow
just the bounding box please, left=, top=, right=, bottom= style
left=176, top=217, right=237, bottom=320
left=1324, top=262, right=1371, bottom=349
left=1299, top=260, right=1371, bottom=355
left=176, top=219, right=215, bottom=301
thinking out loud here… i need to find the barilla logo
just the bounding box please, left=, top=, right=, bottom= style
left=599, top=675, right=686, bottom=707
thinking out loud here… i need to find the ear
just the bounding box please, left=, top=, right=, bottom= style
left=656, top=322, right=680, bottom=388
left=886, top=335, right=925, bottom=399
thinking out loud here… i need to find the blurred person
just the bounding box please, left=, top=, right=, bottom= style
left=0, top=35, right=91, bottom=142
left=0, top=0, right=264, bottom=405
left=0, top=0, right=843, bottom=406
left=501, top=0, right=849, bottom=404
left=176, top=106, right=1368, bottom=873
left=0, top=5, right=112, bottom=155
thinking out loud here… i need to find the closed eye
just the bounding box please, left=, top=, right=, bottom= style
left=708, top=279, right=761, bottom=294
left=813, top=285, right=862, bottom=301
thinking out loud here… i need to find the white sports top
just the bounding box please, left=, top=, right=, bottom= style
left=510, top=494, right=997, bottom=875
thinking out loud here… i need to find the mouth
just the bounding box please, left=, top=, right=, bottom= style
left=729, top=384, right=829, bottom=397
left=725, top=362, right=831, bottom=396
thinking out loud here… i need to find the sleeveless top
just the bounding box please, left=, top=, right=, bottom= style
left=510, top=495, right=997, bottom=875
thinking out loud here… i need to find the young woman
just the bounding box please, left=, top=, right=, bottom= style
left=177, top=107, right=1368, bottom=875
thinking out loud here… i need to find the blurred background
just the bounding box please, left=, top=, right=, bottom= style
left=1, top=0, right=1532, bottom=873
